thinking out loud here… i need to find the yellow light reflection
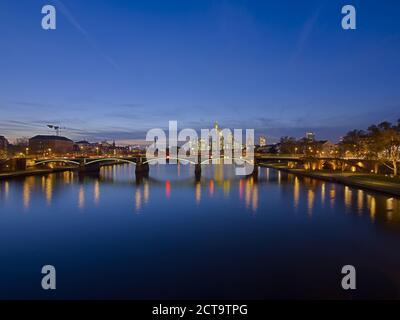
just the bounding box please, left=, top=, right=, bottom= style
left=41, top=176, right=46, bottom=192
left=63, top=171, right=71, bottom=184
left=23, top=179, right=31, bottom=209
left=195, top=182, right=201, bottom=204
left=387, top=198, right=394, bottom=221
left=223, top=180, right=231, bottom=197
left=367, top=195, right=376, bottom=221
left=214, top=164, right=224, bottom=183
left=387, top=197, right=394, bottom=211
left=94, top=180, right=100, bottom=205
left=344, top=186, right=352, bottom=211
left=330, top=187, right=336, bottom=208
left=321, top=183, right=325, bottom=205
left=135, top=188, right=141, bottom=211
left=370, top=197, right=376, bottom=220
left=144, top=181, right=149, bottom=204
left=293, top=177, right=299, bottom=209
left=357, top=190, right=364, bottom=213
left=45, top=176, right=53, bottom=205
left=252, top=184, right=258, bottom=212
left=78, top=185, right=85, bottom=209
left=4, top=181, right=9, bottom=200
left=307, top=189, right=314, bottom=216
left=245, top=179, right=251, bottom=209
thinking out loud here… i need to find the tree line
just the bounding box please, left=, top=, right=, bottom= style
left=278, top=120, right=400, bottom=176
left=338, top=120, right=400, bottom=176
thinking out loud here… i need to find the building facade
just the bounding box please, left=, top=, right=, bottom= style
left=0, top=136, right=9, bottom=151
left=29, top=135, right=74, bottom=155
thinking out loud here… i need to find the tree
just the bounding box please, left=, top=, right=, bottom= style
left=0, top=149, right=7, bottom=160
left=279, top=136, right=323, bottom=157
left=296, top=137, right=323, bottom=157
left=279, top=137, right=297, bottom=154
left=367, top=121, right=400, bottom=176
left=338, top=129, right=368, bottom=158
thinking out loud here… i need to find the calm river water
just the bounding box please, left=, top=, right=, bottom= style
left=0, top=164, right=400, bottom=299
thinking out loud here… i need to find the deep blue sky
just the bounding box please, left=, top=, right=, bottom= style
left=1, top=0, right=399, bottom=144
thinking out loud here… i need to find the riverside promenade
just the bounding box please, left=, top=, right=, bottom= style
left=261, top=164, right=400, bottom=198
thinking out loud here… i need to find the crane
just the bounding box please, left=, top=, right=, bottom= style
left=47, top=124, right=67, bottom=136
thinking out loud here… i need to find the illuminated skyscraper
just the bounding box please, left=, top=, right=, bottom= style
left=305, top=132, right=315, bottom=141
left=259, top=136, right=267, bottom=147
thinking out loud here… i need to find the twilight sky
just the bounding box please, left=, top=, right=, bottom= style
left=0, top=0, right=400, bottom=144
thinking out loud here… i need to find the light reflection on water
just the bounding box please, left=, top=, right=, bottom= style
left=2, top=164, right=400, bottom=223
left=1, top=164, right=400, bottom=299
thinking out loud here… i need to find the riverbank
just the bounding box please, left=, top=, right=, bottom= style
left=261, top=163, right=400, bottom=198
left=0, top=167, right=76, bottom=179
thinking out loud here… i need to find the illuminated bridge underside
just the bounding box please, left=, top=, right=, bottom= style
left=31, top=156, right=259, bottom=178
left=34, top=156, right=255, bottom=166
left=34, top=159, right=81, bottom=166
left=32, top=155, right=380, bottom=175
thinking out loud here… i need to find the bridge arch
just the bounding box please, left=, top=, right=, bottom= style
left=84, top=158, right=138, bottom=166
left=142, top=156, right=254, bottom=166
left=199, top=157, right=255, bottom=165
left=143, top=157, right=196, bottom=165
left=33, top=156, right=256, bottom=168
left=321, top=160, right=337, bottom=170
left=34, top=159, right=81, bottom=166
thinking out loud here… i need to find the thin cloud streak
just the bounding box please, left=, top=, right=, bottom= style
left=289, top=6, right=321, bottom=65
left=53, top=0, right=120, bottom=70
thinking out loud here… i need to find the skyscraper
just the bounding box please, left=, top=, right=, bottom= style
left=305, top=132, right=315, bottom=141
left=259, top=136, right=267, bottom=147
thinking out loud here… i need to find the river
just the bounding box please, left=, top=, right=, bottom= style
left=0, top=164, right=399, bottom=299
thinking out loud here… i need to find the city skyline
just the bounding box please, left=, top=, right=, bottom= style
left=1, top=1, right=400, bottom=303
left=1, top=0, right=400, bottom=144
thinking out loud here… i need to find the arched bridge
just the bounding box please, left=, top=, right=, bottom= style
left=33, top=155, right=256, bottom=166
left=32, top=157, right=149, bottom=175
left=256, top=154, right=383, bottom=174
left=29, top=154, right=383, bottom=178
left=31, top=155, right=258, bottom=178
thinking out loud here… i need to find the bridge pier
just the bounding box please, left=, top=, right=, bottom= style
left=135, top=158, right=150, bottom=177
left=252, top=165, right=259, bottom=179
left=135, top=174, right=147, bottom=185
left=78, top=162, right=100, bottom=175
left=195, top=164, right=201, bottom=181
